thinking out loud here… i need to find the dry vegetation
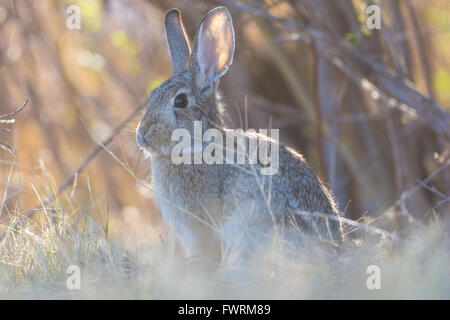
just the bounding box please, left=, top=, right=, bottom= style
left=0, top=0, right=449, bottom=299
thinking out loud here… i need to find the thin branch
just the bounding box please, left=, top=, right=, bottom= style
left=293, top=210, right=401, bottom=242
left=0, top=99, right=28, bottom=119
left=416, top=179, right=447, bottom=199
left=382, top=159, right=450, bottom=222
left=0, top=141, right=16, bottom=157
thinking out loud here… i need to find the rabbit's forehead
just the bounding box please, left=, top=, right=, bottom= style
left=149, top=74, right=192, bottom=103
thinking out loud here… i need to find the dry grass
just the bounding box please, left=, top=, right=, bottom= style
left=0, top=165, right=449, bottom=299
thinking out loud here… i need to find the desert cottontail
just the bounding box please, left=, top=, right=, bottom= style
left=137, top=7, right=343, bottom=266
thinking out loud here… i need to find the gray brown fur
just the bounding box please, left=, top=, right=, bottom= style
left=137, top=7, right=343, bottom=265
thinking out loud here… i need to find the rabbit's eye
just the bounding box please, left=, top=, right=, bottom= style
left=174, top=94, right=188, bottom=108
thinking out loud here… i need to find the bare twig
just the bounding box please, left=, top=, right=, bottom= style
left=416, top=179, right=447, bottom=200
left=0, top=99, right=28, bottom=157
left=294, top=210, right=401, bottom=242
left=0, top=141, right=15, bottom=157
left=382, top=159, right=450, bottom=222
left=0, top=99, right=28, bottom=119
left=400, top=160, right=450, bottom=203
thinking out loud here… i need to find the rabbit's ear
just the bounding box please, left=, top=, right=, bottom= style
left=165, top=9, right=191, bottom=74
left=190, top=7, right=235, bottom=91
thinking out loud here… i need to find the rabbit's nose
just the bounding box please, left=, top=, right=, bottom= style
left=136, top=129, right=149, bottom=147
left=137, top=127, right=153, bottom=148
left=136, top=131, right=144, bottom=147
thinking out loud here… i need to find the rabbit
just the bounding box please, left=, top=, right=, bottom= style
left=136, top=7, right=344, bottom=267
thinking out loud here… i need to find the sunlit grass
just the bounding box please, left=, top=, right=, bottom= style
left=0, top=166, right=449, bottom=299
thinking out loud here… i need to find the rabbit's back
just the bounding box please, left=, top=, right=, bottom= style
left=221, top=133, right=343, bottom=244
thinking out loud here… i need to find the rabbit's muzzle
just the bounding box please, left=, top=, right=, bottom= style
left=136, top=129, right=149, bottom=149
left=136, top=123, right=156, bottom=150
left=136, top=118, right=173, bottom=154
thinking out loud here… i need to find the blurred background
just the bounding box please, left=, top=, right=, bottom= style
left=0, top=0, right=449, bottom=238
